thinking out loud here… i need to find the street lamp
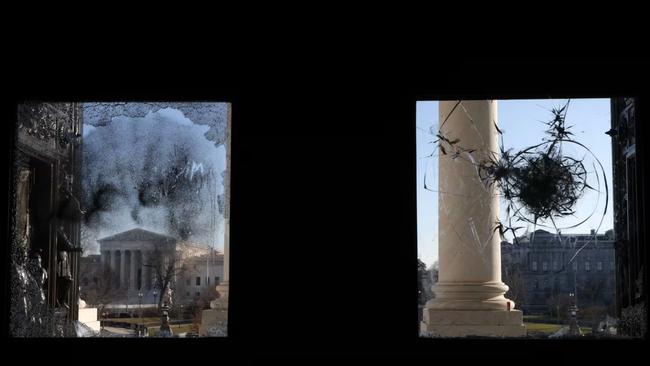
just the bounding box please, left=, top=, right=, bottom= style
left=153, top=290, right=158, bottom=311
left=568, top=292, right=580, bottom=336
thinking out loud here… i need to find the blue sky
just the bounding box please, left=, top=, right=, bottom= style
left=416, top=99, right=613, bottom=268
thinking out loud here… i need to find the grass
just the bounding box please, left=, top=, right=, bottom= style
left=524, top=322, right=593, bottom=336
left=525, top=322, right=562, bottom=333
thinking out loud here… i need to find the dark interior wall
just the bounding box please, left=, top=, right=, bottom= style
left=611, top=96, right=647, bottom=318
left=28, top=157, right=53, bottom=301
left=4, top=60, right=649, bottom=356
left=7, top=103, right=83, bottom=325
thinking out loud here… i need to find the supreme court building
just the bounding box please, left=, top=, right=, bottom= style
left=80, top=228, right=223, bottom=306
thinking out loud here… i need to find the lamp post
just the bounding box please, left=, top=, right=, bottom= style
left=153, top=290, right=158, bottom=311
left=568, top=292, right=580, bottom=336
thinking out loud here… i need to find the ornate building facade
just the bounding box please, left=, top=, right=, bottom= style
left=501, top=229, right=616, bottom=314
left=10, top=102, right=83, bottom=336
left=80, top=228, right=223, bottom=307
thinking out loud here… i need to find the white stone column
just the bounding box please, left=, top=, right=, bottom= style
left=103, top=250, right=109, bottom=269
left=140, top=250, right=149, bottom=290
left=109, top=250, right=117, bottom=289
left=130, top=250, right=137, bottom=291
left=148, top=251, right=156, bottom=289
left=120, top=250, right=126, bottom=290
left=201, top=104, right=231, bottom=336
left=109, top=250, right=116, bottom=271
left=421, top=100, right=525, bottom=337
left=136, top=250, right=142, bottom=290
left=216, top=105, right=231, bottom=301
left=216, top=220, right=230, bottom=297
left=106, top=250, right=117, bottom=288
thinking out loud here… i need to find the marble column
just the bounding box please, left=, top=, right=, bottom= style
left=147, top=250, right=155, bottom=290
left=120, top=250, right=126, bottom=290
left=130, top=250, right=137, bottom=291
left=420, top=100, right=525, bottom=337
left=141, top=251, right=149, bottom=290
left=215, top=106, right=231, bottom=302
left=109, top=250, right=116, bottom=271
left=200, top=104, right=231, bottom=336
left=103, top=250, right=110, bottom=270
left=215, top=219, right=230, bottom=298
left=110, top=250, right=117, bottom=288
left=136, top=250, right=142, bottom=290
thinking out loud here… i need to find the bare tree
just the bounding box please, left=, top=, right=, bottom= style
left=547, top=293, right=572, bottom=322
left=144, top=246, right=186, bottom=309
left=503, top=263, right=527, bottom=306
left=78, top=261, right=125, bottom=307
left=418, top=259, right=435, bottom=305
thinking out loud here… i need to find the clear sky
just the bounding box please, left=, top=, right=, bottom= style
left=416, top=99, right=613, bottom=268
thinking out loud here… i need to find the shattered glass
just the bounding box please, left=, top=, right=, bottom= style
left=81, top=103, right=228, bottom=255
left=419, top=100, right=610, bottom=272
left=10, top=102, right=231, bottom=337
left=417, top=99, right=613, bottom=338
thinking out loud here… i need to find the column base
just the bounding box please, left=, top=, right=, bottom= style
left=421, top=309, right=526, bottom=337
left=78, top=308, right=101, bottom=333
left=428, top=282, right=513, bottom=310
left=200, top=282, right=229, bottom=337
left=210, top=282, right=229, bottom=309
left=199, top=308, right=228, bottom=336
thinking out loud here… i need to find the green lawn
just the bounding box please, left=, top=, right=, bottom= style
left=525, top=322, right=562, bottom=334
left=524, top=322, right=593, bottom=336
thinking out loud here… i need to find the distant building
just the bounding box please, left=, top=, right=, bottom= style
left=176, top=252, right=224, bottom=303
left=79, top=228, right=223, bottom=307
left=501, top=229, right=616, bottom=314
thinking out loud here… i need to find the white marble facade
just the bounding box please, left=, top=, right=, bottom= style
left=97, top=228, right=221, bottom=303
left=99, top=229, right=173, bottom=293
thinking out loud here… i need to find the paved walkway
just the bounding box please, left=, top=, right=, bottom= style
left=102, top=326, right=137, bottom=336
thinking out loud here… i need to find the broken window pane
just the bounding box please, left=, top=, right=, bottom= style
left=417, top=99, right=619, bottom=338
left=9, top=102, right=230, bottom=337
